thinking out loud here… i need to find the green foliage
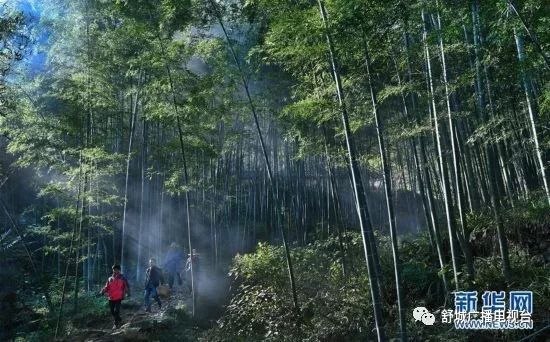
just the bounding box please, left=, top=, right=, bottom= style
left=468, top=194, right=550, bottom=261
left=206, top=233, right=441, bottom=341
left=1, top=0, right=549, bottom=341
left=206, top=207, right=550, bottom=340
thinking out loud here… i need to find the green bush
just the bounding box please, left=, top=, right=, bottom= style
left=203, top=213, right=549, bottom=341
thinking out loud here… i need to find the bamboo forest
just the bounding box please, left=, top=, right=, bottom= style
left=0, top=0, right=549, bottom=341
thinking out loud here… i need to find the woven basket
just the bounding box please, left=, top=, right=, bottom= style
left=157, top=285, right=171, bottom=297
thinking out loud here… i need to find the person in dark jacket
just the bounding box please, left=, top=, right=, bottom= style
left=144, top=258, right=164, bottom=312
left=163, top=242, right=184, bottom=289
left=100, top=264, right=130, bottom=328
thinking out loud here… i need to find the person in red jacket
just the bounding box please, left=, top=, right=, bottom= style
left=100, top=264, right=130, bottom=328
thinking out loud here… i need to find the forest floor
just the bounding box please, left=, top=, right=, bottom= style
left=66, top=288, right=201, bottom=342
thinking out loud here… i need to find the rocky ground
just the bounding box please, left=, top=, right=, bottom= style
left=66, top=288, right=199, bottom=342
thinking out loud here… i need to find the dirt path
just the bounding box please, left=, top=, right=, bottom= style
left=68, top=289, right=193, bottom=342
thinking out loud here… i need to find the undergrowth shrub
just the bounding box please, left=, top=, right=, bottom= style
left=203, top=196, right=550, bottom=341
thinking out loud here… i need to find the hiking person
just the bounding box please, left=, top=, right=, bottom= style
left=100, top=264, right=130, bottom=329
left=163, top=242, right=184, bottom=290
left=185, top=249, right=201, bottom=274
left=185, top=249, right=200, bottom=294
left=144, top=257, right=164, bottom=312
